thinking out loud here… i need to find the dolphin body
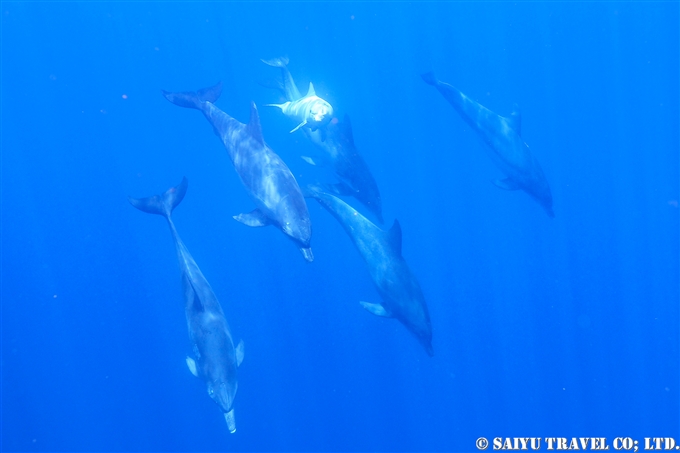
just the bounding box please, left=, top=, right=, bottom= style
left=306, top=186, right=433, bottom=356
left=162, top=82, right=314, bottom=262
left=265, top=82, right=333, bottom=133
left=262, top=57, right=384, bottom=224
left=421, top=72, right=554, bottom=217
left=129, top=178, right=244, bottom=433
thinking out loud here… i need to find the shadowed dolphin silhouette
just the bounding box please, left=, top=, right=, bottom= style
left=306, top=185, right=433, bottom=356
left=422, top=72, right=554, bottom=217
left=129, top=178, right=244, bottom=433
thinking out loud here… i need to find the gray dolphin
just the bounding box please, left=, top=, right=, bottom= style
left=262, top=57, right=384, bottom=224
left=162, top=83, right=314, bottom=261
left=129, top=178, right=244, bottom=433
left=421, top=72, right=554, bottom=217
left=306, top=185, right=433, bottom=356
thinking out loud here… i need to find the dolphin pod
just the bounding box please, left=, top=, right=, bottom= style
left=129, top=178, right=244, bottom=433
left=162, top=82, right=314, bottom=262
left=129, top=60, right=553, bottom=435
left=421, top=72, right=554, bottom=217
left=262, top=57, right=384, bottom=224
left=306, top=185, right=434, bottom=356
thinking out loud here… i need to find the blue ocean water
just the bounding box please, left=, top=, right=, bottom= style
left=2, top=2, right=678, bottom=451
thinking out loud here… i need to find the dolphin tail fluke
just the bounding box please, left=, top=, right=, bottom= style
left=161, top=82, right=222, bottom=109
left=128, top=177, right=188, bottom=219
left=420, top=71, right=439, bottom=86
left=261, top=56, right=289, bottom=68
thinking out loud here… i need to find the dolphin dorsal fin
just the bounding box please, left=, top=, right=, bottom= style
left=247, top=102, right=265, bottom=146
left=340, top=114, right=355, bottom=144
left=306, top=82, right=316, bottom=97
left=387, top=219, right=402, bottom=256
left=507, top=104, right=522, bottom=136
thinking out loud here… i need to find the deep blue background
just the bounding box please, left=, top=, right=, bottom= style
left=2, top=2, right=678, bottom=451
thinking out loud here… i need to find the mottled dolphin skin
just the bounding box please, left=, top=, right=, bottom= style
left=162, top=83, right=314, bottom=261
left=307, top=186, right=433, bottom=356
left=129, top=178, right=244, bottom=433
left=421, top=72, right=554, bottom=217
left=262, top=57, right=384, bottom=224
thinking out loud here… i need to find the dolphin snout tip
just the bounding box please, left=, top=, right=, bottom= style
left=424, top=343, right=435, bottom=357
left=301, top=247, right=314, bottom=262
left=224, top=409, right=236, bottom=433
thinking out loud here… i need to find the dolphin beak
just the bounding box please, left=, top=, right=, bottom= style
left=224, top=409, right=236, bottom=433
left=300, top=247, right=314, bottom=262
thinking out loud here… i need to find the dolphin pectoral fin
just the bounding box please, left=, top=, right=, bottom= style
left=186, top=356, right=199, bottom=377
left=326, top=182, right=355, bottom=196
left=233, top=209, right=270, bottom=227
left=507, top=104, right=522, bottom=135
left=360, top=301, right=391, bottom=317
left=235, top=340, right=245, bottom=367
left=493, top=177, right=521, bottom=191
left=290, top=120, right=307, bottom=133
left=261, top=56, right=289, bottom=68
left=263, top=102, right=286, bottom=110
left=224, top=409, right=236, bottom=433
left=301, top=156, right=317, bottom=166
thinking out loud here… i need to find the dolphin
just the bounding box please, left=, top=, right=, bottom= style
left=129, top=178, right=244, bottom=433
left=162, top=83, right=314, bottom=261
left=262, top=57, right=333, bottom=133
left=421, top=72, right=554, bottom=217
left=306, top=185, right=433, bottom=356
left=262, top=57, right=384, bottom=224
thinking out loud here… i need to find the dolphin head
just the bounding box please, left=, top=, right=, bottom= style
left=207, top=379, right=237, bottom=414
left=281, top=218, right=314, bottom=262
left=530, top=182, right=554, bottom=218
left=414, top=322, right=434, bottom=357
left=307, top=98, right=333, bottom=128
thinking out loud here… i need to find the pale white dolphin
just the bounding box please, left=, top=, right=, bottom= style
left=262, top=58, right=333, bottom=133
